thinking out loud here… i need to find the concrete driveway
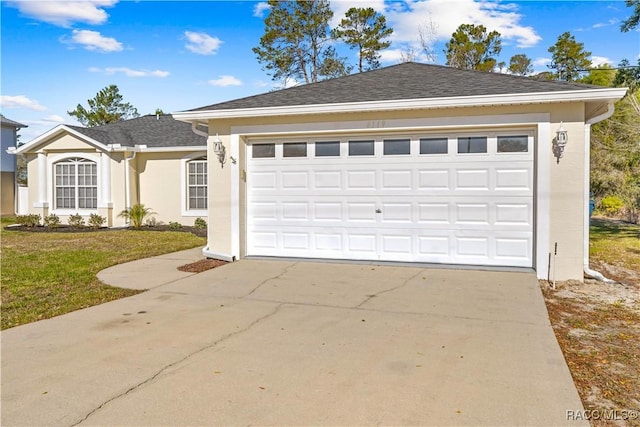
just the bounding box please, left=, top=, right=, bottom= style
left=1, top=252, right=586, bottom=426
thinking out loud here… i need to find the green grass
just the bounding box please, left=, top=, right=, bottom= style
left=1, top=229, right=206, bottom=330
left=1, top=216, right=17, bottom=226
left=590, top=218, right=640, bottom=271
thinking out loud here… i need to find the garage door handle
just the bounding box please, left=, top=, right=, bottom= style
left=375, top=209, right=382, bottom=214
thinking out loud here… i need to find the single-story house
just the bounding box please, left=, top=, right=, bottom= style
left=8, top=114, right=207, bottom=226
left=173, top=62, right=626, bottom=281
left=1, top=114, right=27, bottom=215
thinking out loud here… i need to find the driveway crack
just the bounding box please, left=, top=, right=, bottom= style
left=355, top=269, right=425, bottom=308
left=71, top=303, right=284, bottom=426
left=244, top=262, right=297, bottom=297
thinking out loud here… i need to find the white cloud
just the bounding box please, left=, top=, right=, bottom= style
left=360, top=0, right=541, bottom=57
left=253, top=2, right=271, bottom=18
left=67, top=29, right=123, bottom=52
left=90, top=67, right=170, bottom=77
left=0, top=95, right=47, bottom=111
left=591, top=56, right=613, bottom=67
left=44, top=115, right=66, bottom=123
left=208, top=75, right=243, bottom=87
left=7, top=0, right=117, bottom=27
left=533, top=57, right=551, bottom=67
left=184, top=31, right=222, bottom=55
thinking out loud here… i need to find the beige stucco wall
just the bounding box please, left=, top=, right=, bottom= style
left=204, top=102, right=590, bottom=280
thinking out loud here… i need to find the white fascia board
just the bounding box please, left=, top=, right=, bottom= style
left=173, top=88, right=628, bottom=122
left=12, top=125, right=110, bottom=154
left=134, top=146, right=207, bottom=153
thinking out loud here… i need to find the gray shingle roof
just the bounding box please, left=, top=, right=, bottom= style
left=190, top=62, right=601, bottom=112
left=1, top=114, right=27, bottom=128
left=68, top=114, right=206, bottom=147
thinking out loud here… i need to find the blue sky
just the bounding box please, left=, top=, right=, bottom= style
left=1, top=0, right=639, bottom=141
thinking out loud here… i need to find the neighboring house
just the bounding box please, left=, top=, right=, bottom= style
left=8, top=114, right=207, bottom=226
left=1, top=114, right=27, bottom=215
left=173, top=62, right=626, bottom=281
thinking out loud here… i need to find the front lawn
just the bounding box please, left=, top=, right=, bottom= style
left=1, top=228, right=206, bottom=330
left=542, top=218, right=640, bottom=426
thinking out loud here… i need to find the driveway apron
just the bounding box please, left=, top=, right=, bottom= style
left=1, top=258, right=587, bottom=426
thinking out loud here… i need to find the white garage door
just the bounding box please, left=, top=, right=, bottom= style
left=246, top=132, right=534, bottom=268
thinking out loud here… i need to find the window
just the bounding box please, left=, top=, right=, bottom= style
left=187, top=159, right=207, bottom=210
left=420, top=138, right=448, bottom=155
left=315, top=141, right=340, bottom=157
left=383, top=139, right=410, bottom=155
left=252, top=144, right=275, bottom=158
left=55, top=158, right=97, bottom=209
left=283, top=142, right=307, bottom=157
left=349, top=140, right=374, bottom=156
left=497, top=135, right=528, bottom=153
left=457, top=137, right=487, bottom=154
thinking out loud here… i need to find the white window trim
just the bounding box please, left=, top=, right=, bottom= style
left=181, top=151, right=208, bottom=217
left=47, top=153, right=101, bottom=215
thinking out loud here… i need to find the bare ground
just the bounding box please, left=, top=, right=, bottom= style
left=542, top=267, right=640, bottom=426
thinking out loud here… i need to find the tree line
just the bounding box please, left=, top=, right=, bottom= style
left=65, top=0, right=640, bottom=221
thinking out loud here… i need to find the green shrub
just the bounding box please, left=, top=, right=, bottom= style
left=68, top=213, right=85, bottom=227
left=168, top=221, right=182, bottom=230
left=16, top=214, right=41, bottom=227
left=601, top=195, right=624, bottom=216
left=88, top=214, right=106, bottom=228
left=194, top=217, right=207, bottom=229
left=43, top=214, right=61, bottom=228
left=119, top=204, right=156, bottom=228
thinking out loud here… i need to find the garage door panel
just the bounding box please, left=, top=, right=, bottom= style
left=281, top=171, right=309, bottom=189
left=247, top=136, right=534, bottom=268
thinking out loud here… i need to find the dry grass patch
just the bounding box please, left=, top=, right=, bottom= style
left=542, top=218, right=640, bottom=426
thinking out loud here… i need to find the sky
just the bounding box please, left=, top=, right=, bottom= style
left=1, top=0, right=639, bottom=141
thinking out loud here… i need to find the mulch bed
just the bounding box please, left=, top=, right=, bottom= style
left=177, top=258, right=228, bottom=273
left=5, top=224, right=207, bottom=238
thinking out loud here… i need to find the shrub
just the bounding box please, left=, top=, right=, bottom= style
left=16, top=214, right=41, bottom=227
left=168, top=221, right=182, bottom=230
left=68, top=213, right=85, bottom=227
left=145, top=217, right=157, bottom=227
left=43, top=214, right=61, bottom=228
left=194, top=217, right=207, bottom=229
left=119, top=204, right=156, bottom=228
left=601, top=195, right=624, bottom=216
left=88, top=214, right=106, bottom=228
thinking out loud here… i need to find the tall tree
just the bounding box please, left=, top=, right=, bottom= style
left=331, top=7, right=393, bottom=72
left=253, top=0, right=348, bottom=84
left=621, top=0, right=640, bottom=32
left=508, top=53, right=533, bottom=76
left=547, top=32, right=591, bottom=81
left=581, top=64, right=616, bottom=87
left=613, top=58, right=640, bottom=90
left=68, top=85, right=139, bottom=127
left=445, top=24, right=502, bottom=72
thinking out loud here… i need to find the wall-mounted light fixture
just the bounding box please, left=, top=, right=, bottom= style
left=211, top=134, right=226, bottom=168
left=553, top=122, right=568, bottom=163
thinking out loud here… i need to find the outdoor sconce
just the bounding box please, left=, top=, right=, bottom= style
left=212, top=134, right=226, bottom=168
left=553, top=122, right=568, bottom=163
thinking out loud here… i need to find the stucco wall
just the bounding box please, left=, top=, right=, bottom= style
left=204, top=102, right=589, bottom=280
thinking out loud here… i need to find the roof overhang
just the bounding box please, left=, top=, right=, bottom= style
left=8, top=125, right=111, bottom=155
left=173, top=88, right=628, bottom=123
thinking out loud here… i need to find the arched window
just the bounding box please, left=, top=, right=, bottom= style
left=54, top=158, right=97, bottom=209
left=187, top=158, right=207, bottom=210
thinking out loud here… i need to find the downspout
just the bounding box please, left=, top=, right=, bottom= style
left=584, top=101, right=616, bottom=283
